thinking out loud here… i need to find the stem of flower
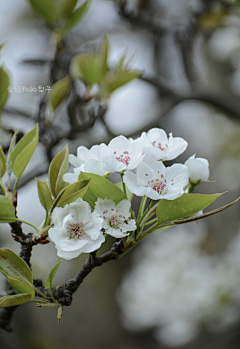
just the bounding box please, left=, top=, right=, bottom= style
left=120, top=172, right=126, bottom=195
left=139, top=202, right=159, bottom=227
left=12, top=178, right=19, bottom=195
left=14, top=218, right=39, bottom=233
left=137, top=195, right=147, bottom=221
left=0, top=178, right=6, bottom=195
left=33, top=285, right=50, bottom=300
left=143, top=217, right=158, bottom=227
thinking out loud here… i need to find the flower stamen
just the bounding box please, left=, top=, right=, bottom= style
left=152, top=141, right=168, bottom=151
left=67, top=222, right=85, bottom=240
left=148, top=178, right=167, bottom=194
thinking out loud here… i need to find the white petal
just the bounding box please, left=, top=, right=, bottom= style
left=56, top=245, right=83, bottom=260
left=62, top=172, right=79, bottom=184
left=84, top=214, right=103, bottom=240
left=106, top=227, right=129, bottom=238
left=79, top=233, right=105, bottom=253
left=69, top=154, right=83, bottom=167
left=115, top=199, right=132, bottom=219
left=165, top=137, right=188, bottom=161
left=136, top=162, right=156, bottom=186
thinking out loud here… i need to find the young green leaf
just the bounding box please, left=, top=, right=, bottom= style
left=62, top=0, right=89, bottom=36
left=0, top=293, right=33, bottom=307
left=78, top=172, right=127, bottom=208
left=36, top=178, right=53, bottom=213
left=56, top=0, right=78, bottom=19
left=0, top=196, right=15, bottom=223
left=45, top=258, right=62, bottom=289
left=0, top=66, right=10, bottom=110
left=27, top=0, right=56, bottom=25
left=48, top=75, right=71, bottom=111
left=9, top=124, right=39, bottom=178
left=48, top=144, right=69, bottom=198
left=70, top=54, right=106, bottom=86
left=1, top=274, right=35, bottom=299
left=0, top=248, right=33, bottom=284
left=102, top=70, right=140, bottom=95
left=7, top=129, right=17, bottom=175
left=0, top=147, right=6, bottom=178
left=156, top=193, right=224, bottom=225
left=56, top=179, right=90, bottom=207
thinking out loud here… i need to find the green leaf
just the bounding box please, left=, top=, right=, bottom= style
left=2, top=274, right=35, bottom=298
left=7, top=129, right=17, bottom=175
left=78, top=172, right=126, bottom=208
left=164, top=197, right=240, bottom=226
left=62, top=1, right=89, bottom=36
left=115, top=181, right=133, bottom=202
left=9, top=124, right=39, bottom=178
left=0, top=196, right=15, bottom=223
left=48, top=144, right=69, bottom=198
left=27, top=0, right=56, bottom=25
left=102, top=70, right=140, bottom=95
left=70, top=54, right=105, bottom=86
left=98, top=36, right=109, bottom=77
left=36, top=178, right=53, bottom=213
left=0, top=66, right=10, bottom=110
left=69, top=37, right=109, bottom=86
left=156, top=193, right=224, bottom=225
left=0, top=249, right=33, bottom=287
left=57, top=0, right=78, bottom=19
left=48, top=75, right=71, bottom=111
left=45, top=258, right=62, bottom=289
left=0, top=293, right=32, bottom=307
left=56, top=179, right=90, bottom=207
left=0, top=147, right=6, bottom=178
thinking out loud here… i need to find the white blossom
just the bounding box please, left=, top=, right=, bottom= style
left=123, top=155, right=189, bottom=200
left=141, top=128, right=188, bottom=161
left=48, top=198, right=104, bottom=260
left=63, top=145, right=110, bottom=183
left=94, top=198, right=136, bottom=238
left=118, top=224, right=240, bottom=347
left=98, top=136, right=144, bottom=173
left=184, top=155, right=210, bottom=183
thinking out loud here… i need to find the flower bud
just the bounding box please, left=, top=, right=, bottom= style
left=184, top=155, right=209, bottom=184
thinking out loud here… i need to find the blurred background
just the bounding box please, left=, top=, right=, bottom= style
left=1, top=0, right=240, bottom=348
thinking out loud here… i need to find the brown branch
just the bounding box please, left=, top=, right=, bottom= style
left=141, top=76, right=240, bottom=122
left=34, top=240, right=124, bottom=306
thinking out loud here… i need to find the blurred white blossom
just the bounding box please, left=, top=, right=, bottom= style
left=117, top=223, right=240, bottom=347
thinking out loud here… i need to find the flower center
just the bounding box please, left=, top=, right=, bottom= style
left=148, top=175, right=167, bottom=194
left=113, top=151, right=130, bottom=166
left=67, top=221, right=85, bottom=239
left=103, top=209, right=125, bottom=229
left=152, top=141, right=168, bottom=151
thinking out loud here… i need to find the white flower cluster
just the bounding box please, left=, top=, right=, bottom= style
left=49, top=128, right=210, bottom=260
left=117, top=223, right=240, bottom=347
left=48, top=197, right=136, bottom=260
left=63, top=128, right=209, bottom=200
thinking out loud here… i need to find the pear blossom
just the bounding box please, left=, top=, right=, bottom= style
left=141, top=128, right=188, bottom=161
left=63, top=145, right=110, bottom=184
left=184, top=155, right=210, bottom=183
left=48, top=198, right=104, bottom=260
left=94, top=198, right=136, bottom=238
left=98, top=136, right=144, bottom=173
left=123, top=155, right=189, bottom=200
left=68, top=145, right=100, bottom=168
